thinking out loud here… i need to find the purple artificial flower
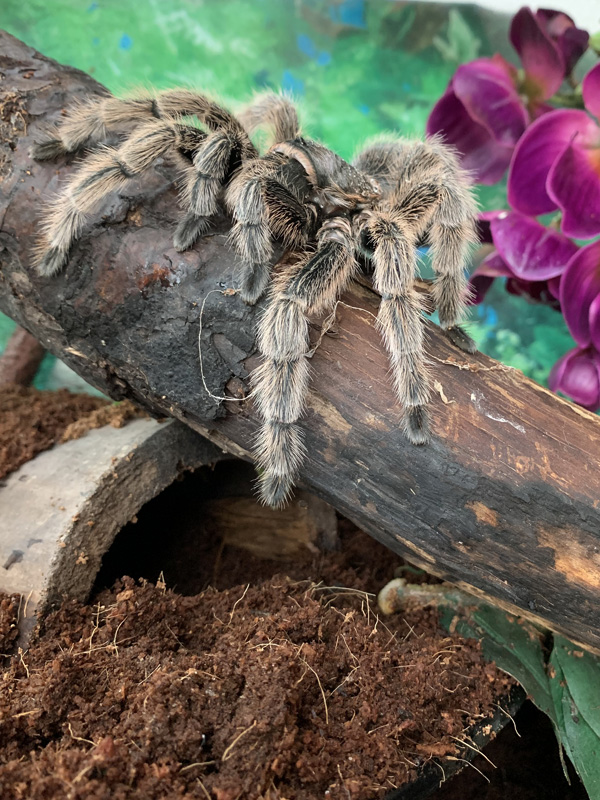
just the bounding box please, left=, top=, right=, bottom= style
left=508, top=62, right=600, bottom=239
left=427, top=56, right=528, bottom=184
left=559, top=239, right=600, bottom=350
left=469, top=210, right=575, bottom=306
left=510, top=7, right=588, bottom=101
left=427, top=7, right=589, bottom=184
left=549, top=345, right=600, bottom=410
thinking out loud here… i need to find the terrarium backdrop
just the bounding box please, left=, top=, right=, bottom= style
left=1, top=0, right=577, bottom=393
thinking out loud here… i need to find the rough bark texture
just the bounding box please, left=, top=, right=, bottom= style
left=0, top=325, right=45, bottom=385
left=2, top=31, right=600, bottom=652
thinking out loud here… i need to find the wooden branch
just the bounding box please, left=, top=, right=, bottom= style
left=2, top=31, right=600, bottom=652
left=0, top=326, right=45, bottom=386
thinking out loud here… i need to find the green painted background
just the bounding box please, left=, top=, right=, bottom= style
left=1, top=0, right=573, bottom=391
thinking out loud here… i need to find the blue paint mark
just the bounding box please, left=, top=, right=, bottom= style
left=92, top=37, right=100, bottom=46
left=329, top=0, right=366, bottom=29
left=119, top=34, right=133, bottom=51
left=357, top=103, right=370, bottom=115
left=282, top=70, right=304, bottom=95
left=253, top=69, right=271, bottom=88
left=476, top=303, right=498, bottom=326
left=297, top=33, right=317, bottom=58
left=316, top=51, right=331, bottom=66
left=486, top=306, right=498, bottom=326
left=87, top=1, right=98, bottom=10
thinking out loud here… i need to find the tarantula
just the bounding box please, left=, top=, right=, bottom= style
left=32, top=88, right=258, bottom=275
left=236, top=94, right=478, bottom=507
left=32, top=90, right=477, bottom=510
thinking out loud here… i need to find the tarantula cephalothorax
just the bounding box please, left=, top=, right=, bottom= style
left=33, top=90, right=477, bottom=509
left=236, top=94, right=478, bottom=506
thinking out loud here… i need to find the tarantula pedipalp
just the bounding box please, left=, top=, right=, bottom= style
left=240, top=94, right=478, bottom=507
left=32, top=88, right=257, bottom=276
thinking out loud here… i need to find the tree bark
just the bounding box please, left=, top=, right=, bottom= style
left=0, top=326, right=45, bottom=386
left=2, top=31, right=600, bottom=652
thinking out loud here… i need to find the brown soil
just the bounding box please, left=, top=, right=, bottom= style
left=0, top=593, right=20, bottom=655
left=0, top=385, right=143, bottom=480
left=0, top=562, right=512, bottom=799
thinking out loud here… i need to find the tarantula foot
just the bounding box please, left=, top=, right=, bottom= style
left=32, top=138, right=65, bottom=162
left=173, top=212, right=212, bottom=252
left=444, top=325, right=477, bottom=354
left=37, top=247, right=67, bottom=277
left=405, top=406, right=430, bottom=445
left=258, top=472, right=293, bottom=509
left=238, top=266, right=268, bottom=305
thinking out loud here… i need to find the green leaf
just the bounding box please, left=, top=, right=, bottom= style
left=470, top=605, right=556, bottom=722
left=549, top=647, right=600, bottom=797
left=439, top=601, right=555, bottom=721
left=554, top=636, right=600, bottom=741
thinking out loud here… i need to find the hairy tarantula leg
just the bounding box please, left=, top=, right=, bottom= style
left=367, top=208, right=434, bottom=445
left=34, top=120, right=205, bottom=276
left=253, top=218, right=357, bottom=507
left=226, top=162, right=313, bottom=305
left=227, top=176, right=274, bottom=305
left=173, top=130, right=238, bottom=251
left=33, top=88, right=255, bottom=161
left=239, top=92, right=302, bottom=145
left=419, top=140, right=478, bottom=349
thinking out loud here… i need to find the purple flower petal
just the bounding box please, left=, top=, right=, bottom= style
left=469, top=274, right=494, bottom=304
left=427, top=89, right=514, bottom=184
left=490, top=211, right=577, bottom=280
left=508, top=109, right=599, bottom=216
left=505, top=278, right=561, bottom=307
left=548, top=275, right=561, bottom=299
left=452, top=57, right=528, bottom=147
left=477, top=210, right=507, bottom=244
left=510, top=7, right=565, bottom=101
left=547, top=138, right=600, bottom=239
left=549, top=346, right=600, bottom=410
left=557, top=27, right=590, bottom=76
left=590, top=294, right=600, bottom=352
left=559, top=240, right=600, bottom=346
left=536, top=9, right=589, bottom=75
left=468, top=250, right=511, bottom=304
left=583, top=62, right=600, bottom=120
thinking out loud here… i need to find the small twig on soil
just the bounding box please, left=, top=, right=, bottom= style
left=450, top=735, right=496, bottom=768
left=337, top=764, right=352, bottom=800
left=22, top=590, right=33, bottom=621
left=88, top=603, right=102, bottom=655
left=300, top=655, right=329, bottom=725
left=433, top=759, right=447, bottom=787
left=494, top=702, right=521, bottom=737
left=196, top=778, right=211, bottom=800
left=67, top=721, right=97, bottom=747
left=228, top=584, right=250, bottom=625
left=180, top=761, right=216, bottom=772
left=446, top=755, right=491, bottom=783
left=18, top=648, right=29, bottom=678
left=11, top=708, right=41, bottom=718
left=221, top=720, right=257, bottom=762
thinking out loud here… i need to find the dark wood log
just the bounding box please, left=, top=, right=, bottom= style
left=0, top=326, right=45, bottom=386
left=2, top=31, right=600, bottom=652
